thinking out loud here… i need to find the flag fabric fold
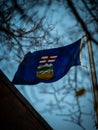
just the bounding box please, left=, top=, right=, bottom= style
left=12, top=39, right=81, bottom=85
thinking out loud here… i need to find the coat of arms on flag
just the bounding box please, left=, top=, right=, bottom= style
left=36, top=56, right=57, bottom=80
left=12, top=39, right=82, bottom=85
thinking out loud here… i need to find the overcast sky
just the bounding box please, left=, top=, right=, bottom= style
left=0, top=1, right=98, bottom=130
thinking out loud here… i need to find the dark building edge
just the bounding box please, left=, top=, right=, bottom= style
left=0, top=70, right=53, bottom=130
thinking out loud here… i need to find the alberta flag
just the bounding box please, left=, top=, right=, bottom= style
left=12, top=39, right=82, bottom=85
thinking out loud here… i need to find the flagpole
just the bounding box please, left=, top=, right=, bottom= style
left=87, top=37, right=98, bottom=128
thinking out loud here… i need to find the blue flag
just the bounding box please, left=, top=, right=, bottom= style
left=12, top=39, right=81, bottom=85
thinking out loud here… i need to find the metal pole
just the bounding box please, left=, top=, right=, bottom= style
left=87, top=38, right=98, bottom=129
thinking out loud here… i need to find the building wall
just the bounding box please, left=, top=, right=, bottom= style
left=0, top=70, right=52, bottom=130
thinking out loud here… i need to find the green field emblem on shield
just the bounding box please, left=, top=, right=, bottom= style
left=36, top=56, right=57, bottom=80
left=36, top=63, right=54, bottom=80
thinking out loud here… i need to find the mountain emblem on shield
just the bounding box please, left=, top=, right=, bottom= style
left=36, top=56, right=57, bottom=80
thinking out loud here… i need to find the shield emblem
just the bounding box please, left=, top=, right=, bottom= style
left=36, top=63, right=54, bottom=80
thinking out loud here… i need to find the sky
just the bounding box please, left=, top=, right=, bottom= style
left=0, top=1, right=98, bottom=130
